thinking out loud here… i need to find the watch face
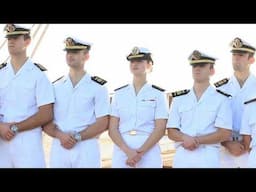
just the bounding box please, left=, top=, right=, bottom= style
left=11, top=125, right=18, bottom=134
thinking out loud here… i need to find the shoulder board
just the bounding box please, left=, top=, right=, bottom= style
left=0, top=62, right=7, bottom=70
left=171, top=89, right=190, bottom=97
left=91, top=76, right=107, bottom=85
left=34, top=63, right=47, bottom=71
left=216, top=89, right=232, bottom=98
left=152, top=85, right=165, bottom=92
left=214, top=78, right=229, bottom=87
left=244, top=98, right=256, bottom=105
left=114, top=84, right=129, bottom=91
left=52, top=75, right=65, bottom=84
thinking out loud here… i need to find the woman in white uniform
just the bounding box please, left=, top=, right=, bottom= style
left=109, top=46, right=169, bottom=168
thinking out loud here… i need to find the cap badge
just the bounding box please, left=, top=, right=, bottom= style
left=131, top=47, right=140, bottom=55
left=232, top=38, right=243, bottom=48
left=4, top=24, right=15, bottom=33
left=191, top=50, right=201, bottom=60
left=65, top=37, right=75, bottom=47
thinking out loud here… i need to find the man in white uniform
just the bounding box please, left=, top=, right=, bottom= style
left=167, top=50, right=232, bottom=168
left=215, top=37, right=256, bottom=168
left=0, top=24, right=55, bottom=168
left=43, top=36, right=110, bottom=168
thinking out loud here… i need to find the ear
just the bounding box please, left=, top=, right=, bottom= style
left=249, top=56, right=255, bottom=64
left=210, top=67, right=215, bottom=76
left=146, top=62, right=153, bottom=73
left=25, top=38, right=31, bottom=47
left=84, top=52, right=90, bottom=61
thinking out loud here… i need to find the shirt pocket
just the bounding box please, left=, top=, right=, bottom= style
left=138, top=100, right=156, bottom=121
left=178, top=105, right=193, bottom=126
left=117, top=102, right=132, bottom=121
left=0, top=81, right=8, bottom=112
left=199, top=105, right=217, bottom=130
left=73, top=95, right=95, bottom=121
left=54, top=95, right=70, bottom=120
left=17, top=81, right=35, bottom=105
left=0, top=81, right=8, bottom=101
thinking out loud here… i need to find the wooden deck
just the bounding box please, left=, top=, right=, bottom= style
left=43, top=132, right=175, bottom=168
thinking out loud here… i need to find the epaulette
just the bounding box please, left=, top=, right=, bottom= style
left=244, top=98, right=256, bottom=104
left=91, top=76, right=107, bottom=85
left=52, top=75, right=65, bottom=84
left=171, top=89, right=190, bottom=97
left=34, top=63, right=47, bottom=71
left=0, top=62, right=7, bottom=70
left=214, top=78, right=229, bottom=87
left=114, top=84, right=128, bottom=91
left=152, top=85, right=165, bottom=92
left=216, top=89, right=232, bottom=98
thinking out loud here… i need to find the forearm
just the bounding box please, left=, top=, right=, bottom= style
left=241, top=135, right=251, bottom=151
left=138, top=128, right=165, bottom=154
left=109, top=130, right=131, bottom=153
left=108, top=117, right=130, bottom=153
left=197, top=128, right=231, bottom=145
left=15, top=104, right=53, bottom=132
left=167, top=128, right=185, bottom=142
left=138, top=119, right=166, bottom=154
left=80, top=115, right=109, bottom=140
left=42, top=121, right=59, bottom=138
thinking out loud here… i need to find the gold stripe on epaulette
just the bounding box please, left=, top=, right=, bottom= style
left=214, top=78, right=229, bottom=87
left=171, top=89, right=190, bottom=97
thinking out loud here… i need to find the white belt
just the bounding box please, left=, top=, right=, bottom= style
left=122, top=130, right=151, bottom=136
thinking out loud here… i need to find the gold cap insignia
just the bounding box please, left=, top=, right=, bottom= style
left=4, top=24, right=15, bottom=33
left=131, top=47, right=140, bottom=55
left=65, top=37, right=75, bottom=47
left=231, top=38, right=243, bottom=48
left=191, top=50, right=201, bottom=60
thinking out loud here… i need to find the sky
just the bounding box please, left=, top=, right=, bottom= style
left=1, top=24, right=256, bottom=93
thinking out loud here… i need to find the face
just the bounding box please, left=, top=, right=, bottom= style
left=232, top=52, right=253, bottom=72
left=192, top=63, right=214, bottom=83
left=66, top=49, right=89, bottom=69
left=7, top=35, right=30, bottom=55
left=129, top=59, right=152, bottom=76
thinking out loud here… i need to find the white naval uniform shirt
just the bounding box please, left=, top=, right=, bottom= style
left=217, top=74, right=256, bottom=134
left=0, top=59, right=55, bottom=130
left=167, top=85, right=232, bottom=148
left=110, top=83, right=169, bottom=135
left=240, top=101, right=256, bottom=167
left=241, top=101, right=256, bottom=148
left=53, top=73, right=110, bottom=133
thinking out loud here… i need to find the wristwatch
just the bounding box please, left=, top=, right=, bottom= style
left=74, top=132, right=82, bottom=142
left=10, top=124, right=19, bottom=134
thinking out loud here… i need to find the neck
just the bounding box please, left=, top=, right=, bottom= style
left=69, top=69, right=86, bottom=87
left=234, top=71, right=250, bottom=88
left=193, top=81, right=210, bottom=101
left=10, top=54, right=28, bottom=73
left=133, top=75, right=147, bottom=95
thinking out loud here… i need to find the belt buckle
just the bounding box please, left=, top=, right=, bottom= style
left=129, top=130, right=137, bottom=136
